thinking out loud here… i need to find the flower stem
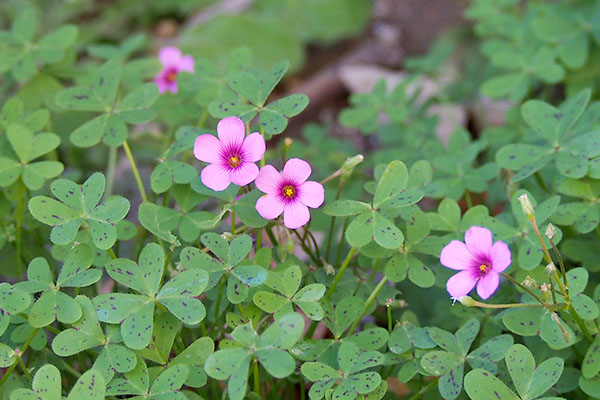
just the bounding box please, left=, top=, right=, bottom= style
left=107, top=248, right=117, bottom=259
left=347, top=276, right=388, bottom=336
left=325, top=179, right=345, bottom=261
left=253, top=358, right=261, bottom=397
left=548, top=236, right=568, bottom=294
left=387, top=305, right=393, bottom=332
left=214, top=277, right=226, bottom=322
left=501, top=273, right=548, bottom=308
left=0, top=328, right=38, bottom=390
left=326, top=247, right=357, bottom=300
left=568, top=305, right=593, bottom=342
left=468, top=299, right=553, bottom=309
left=15, top=180, right=24, bottom=276
left=231, top=209, right=236, bottom=235
left=335, top=217, right=350, bottom=266
left=105, top=146, right=117, bottom=198
left=122, top=140, right=148, bottom=203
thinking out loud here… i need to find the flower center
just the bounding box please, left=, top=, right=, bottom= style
left=479, top=263, right=490, bottom=275
left=166, top=70, right=178, bottom=83
left=282, top=185, right=296, bottom=198
left=228, top=155, right=242, bottom=168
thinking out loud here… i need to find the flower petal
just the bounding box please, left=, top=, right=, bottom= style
left=465, top=226, right=493, bottom=258
left=217, top=116, right=245, bottom=149
left=179, top=55, right=195, bottom=73
left=200, top=163, right=232, bottom=192
left=476, top=272, right=500, bottom=300
left=241, top=132, right=266, bottom=162
left=194, top=134, right=223, bottom=164
left=440, top=240, right=475, bottom=270
left=283, top=158, right=312, bottom=185
left=256, top=194, right=284, bottom=220
left=154, top=79, right=168, bottom=94
left=490, top=241, right=511, bottom=273
left=446, top=270, right=478, bottom=299
left=255, top=165, right=282, bottom=194
left=159, top=46, right=182, bottom=67
left=230, top=163, right=259, bottom=186
left=298, top=181, right=324, bottom=208
left=283, top=201, right=311, bottom=229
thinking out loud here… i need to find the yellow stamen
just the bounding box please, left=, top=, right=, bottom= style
left=166, top=71, right=177, bottom=82
left=283, top=185, right=295, bottom=198
left=229, top=156, right=242, bottom=168
left=479, top=264, right=489, bottom=273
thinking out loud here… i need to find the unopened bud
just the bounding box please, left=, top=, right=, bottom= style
left=325, top=264, right=335, bottom=275
left=286, top=238, right=294, bottom=254
left=545, top=262, right=556, bottom=274
left=457, top=296, right=475, bottom=306
left=522, top=276, right=536, bottom=287
left=545, top=223, right=555, bottom=240
left=518, top=194, right=535, bottom=221
left=342, top=154, right=364, bottom=173
left=386, top=298, right=394, bottom=307
left=551, top=312, right=571, bottom=342
left=540, top=283, right=551, bottom=302
left=282, top=138, right=293, bottom=160
left=540, top=283, right=551, bottom=292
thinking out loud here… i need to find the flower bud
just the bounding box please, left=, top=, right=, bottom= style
left=545, top=223, right=555, bottom=240
left=282, top=138, right=293, bottom=160
left=518, top=194, right=535, bottom=221
left=342, top=154, right=364, bottom=173
left=325, top=264, right=335, bottom=275
left=545, top=262, right=556, bottom=274
left=522, top=275, right=536, bottom=288
left=457, top=296, right=475, bottom=306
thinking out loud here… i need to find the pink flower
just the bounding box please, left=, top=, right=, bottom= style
left=154, top=46, right=194, bottom=94
left=440, top=226, right=511, bottom=300
left=255, top=158, right=324, bottom=229
left=194, top=116, right=265, bottom=191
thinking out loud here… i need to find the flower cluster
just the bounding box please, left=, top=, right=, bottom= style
left=193, top=116, right=324, bottom=229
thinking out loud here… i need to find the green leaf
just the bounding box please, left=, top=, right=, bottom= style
left=258, top=313, right=304, bottom=349
left=374, top=161, right=408, bottom=209
left=151, top=161, right=196, bottom=194
left=29, top=290, right=82, bottom=327
left=257, top=349, right=296, bottom=378
left=540, top=312, right=575, bottom=350
left=464, top=369, right=520, bottom=400
left=235, top=189, right=269, bottom=228
left=323, top=199, right=371, bottom=217
left=205, top=348, right=251, bottom=400
left=115, top=83, right=158, bottom=123
left=157, top=269, right=209, bottom=324
left=138, top=202, right=180, bottom=245
left=502, top=307, right=544, bottom=336
left=66, top=369, right=105, bottom=400
left=149, top=364, right=189, bottom=397
left=467, top=334, right=514, bottom=373
left=9, top=364, right=61, bottom=400
left=421, top=351, right=462, bottom=376
left=583, top=336, right=600, bottom=379
left=506, top=344, right=536, bottom=398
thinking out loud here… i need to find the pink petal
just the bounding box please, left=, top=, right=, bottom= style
left=201, top=163, right=232, bottom=192
left=446, top=270, right=478, bottom=299
left=298, top=181, right=324, bottom=208
left=256, top=194, right=284, bottom=220
left=465, top=226, right=493, bottom=258
left=166, top=81, right=178, bottom=94
left=154, top=79, right=168, bottom=94
left=440, top=241, right=476, bottom=270
left=230, top=163, right=259, bottom=186
left=241, top=132, right=266, bottom=162
left=217, top=116, right=245, bottom=149
left=159, top=46, right=182, bottom=67
left=283, top=158, right=312, bottom=185
left=283, top=201, right=310, bottom=229
left=490, top=241, right=511, bottom=273
left=255, top=165, right=282, bottom=194
left=476, top=272, right=500, bottom=300
left=179, top=55, right=195, bottom=73
left=194, top=134, right=223, bottom=164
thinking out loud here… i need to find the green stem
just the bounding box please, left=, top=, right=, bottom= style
left=568, top=305, right=593, bottom=342
left=335, top=217, right=349, bottom=266
left=347, top=276, right=387, bottom=335
left=256, top=228, right=262, bottom=250
left=105, top=146, right=117, bottom=198
left=305, top=228, right=321, bottom=261
left=122, top=140, right=148, bottom=203
left=16, top=180, right=24, bottom=276
left=253, top=358, right=261, bottom=397
left=534, top=171, right=550, bottom=193
left=0, top=328, right=38, bottom=390
left=107, top=248, right=117, bottom=259
left=325, top=179, right=345, bottom=261
left=464, top=190, right=473, bottom=208
left=469, top=300, right=556, bottom=309
left=408, top=378, right=438, bottom=400
left=214, top=277, right=226, bottom=322
left=548, top=236, right=568, bottom=294
left=16, top=354, right=31, bottom=383
left=326, top=247, right=357, bottom=300
left=501, top=273, right=548, bottom=308
left=369, top=259, right=381, bottom=281
left=387, top=305, right=392, bottom=332
left=231, top=209, right=236, bottom=235
left=266, top=226, right=279, bottom=247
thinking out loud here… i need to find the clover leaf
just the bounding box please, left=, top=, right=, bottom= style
left=420, top=318, right=514, bottom=400
left=253, top=265, right=326, bottom=320
left=497, top=89, right=600, bottom=181
left=465, top=344, right=565, bottom=400
left=552, top=177, right=600, bottom=233
left=0, top=283, right=30, bottom=336
left=106, top=358, right=188, bottom=400
left=301, top=341, right=383, bottom=400
left=55, top=59, right=158, bottom=147
left=0, top=8, right=78, bottom=82
left=28, top=172, right=130, bottom=249
left=15, top=244, right=100, bottom=327
left=0, top=123, right=63, bottom=190
left=52, top=295, right=137, bottom=382
left=93, top=242, right=209, bottom=350
left=209, top=61, right=309, bottom=137
left=205, top=313, right=305, bottom=400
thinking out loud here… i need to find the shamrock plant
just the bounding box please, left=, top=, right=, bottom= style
left=28, top=172, right=130, bottom=249
left=94, top=243, right=208, bottom=349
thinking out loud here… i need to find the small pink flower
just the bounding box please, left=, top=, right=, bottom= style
left=194, top=116, right=266, bottom=191
left=154, top=46, right=194, bottom=94
left=255, top=158, right=324, bottom=229
left=440, top=226, right=511, bottom=300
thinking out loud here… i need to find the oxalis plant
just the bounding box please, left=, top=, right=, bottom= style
left=1, top=2, right=600, bottom=400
